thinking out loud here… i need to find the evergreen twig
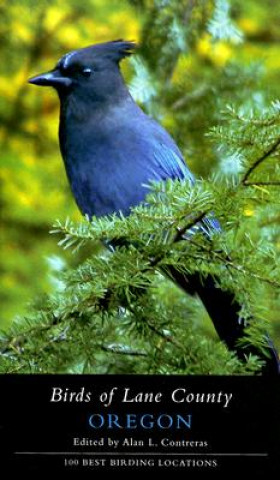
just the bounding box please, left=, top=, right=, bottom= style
left=242, top=137, right=280, bottom=185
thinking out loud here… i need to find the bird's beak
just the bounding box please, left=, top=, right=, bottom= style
left=28, top=69, right=72, bottom=88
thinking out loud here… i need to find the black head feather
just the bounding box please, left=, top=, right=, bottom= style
left=59, top=40, right=137, bottom=70
left=92, top=39, right=137, bottom=62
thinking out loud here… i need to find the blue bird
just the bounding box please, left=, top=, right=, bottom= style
left=29, top=40, right=279, bottom=374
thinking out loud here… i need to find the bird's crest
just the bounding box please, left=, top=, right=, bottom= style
left=89, top=39, right=137, bottom=63
left=58, top=40, right=137, bottom=70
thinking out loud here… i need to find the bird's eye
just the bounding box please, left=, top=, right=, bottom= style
left=82, top=67, right=92, bottom=77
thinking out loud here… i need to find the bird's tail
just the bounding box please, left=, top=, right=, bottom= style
left=165, top=266, right=280, bottom=375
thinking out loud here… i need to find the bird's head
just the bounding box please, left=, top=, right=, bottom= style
left=28, top=40, right=136, bottom=103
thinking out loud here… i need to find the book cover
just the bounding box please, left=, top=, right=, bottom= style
left=0, top=0, right=279, bottom=475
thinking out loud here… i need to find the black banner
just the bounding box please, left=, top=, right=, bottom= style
left=0, top=375, right=279, bottom=474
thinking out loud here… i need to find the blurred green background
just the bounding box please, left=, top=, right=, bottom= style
left=0, top=0, right=279, bottom=343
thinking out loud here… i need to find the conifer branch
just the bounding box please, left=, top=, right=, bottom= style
left=146, top=323, right=184, bottom=351
left=173, top=211, right=209, bottom=242
left=242, top=137, right=280, bottom=185
left=243, top=181, right=280, bottom=187
left=145, top=322, right=200, bottom=364
left=188, top=239, right=280, bottom=288
left=101, top=344, right=147, bottom=356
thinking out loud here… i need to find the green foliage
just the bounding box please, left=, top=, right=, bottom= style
left=208, top=0, right=244, bottom=44
left=1, top=146, right=279, bottom=373
left=0, top=0, right=279, bottom=374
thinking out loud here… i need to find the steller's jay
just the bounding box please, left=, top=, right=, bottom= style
left=29, top=40, right=279, bottom=375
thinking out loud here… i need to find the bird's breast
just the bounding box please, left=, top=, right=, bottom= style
left=58, top=102, right=188, bottom=219
left=60, top=126, right=153, bottom=218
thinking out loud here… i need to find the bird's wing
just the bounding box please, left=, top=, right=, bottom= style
left=149, top=142, right=220, bottom=237
left=151, top=143, right=195, bottom=182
